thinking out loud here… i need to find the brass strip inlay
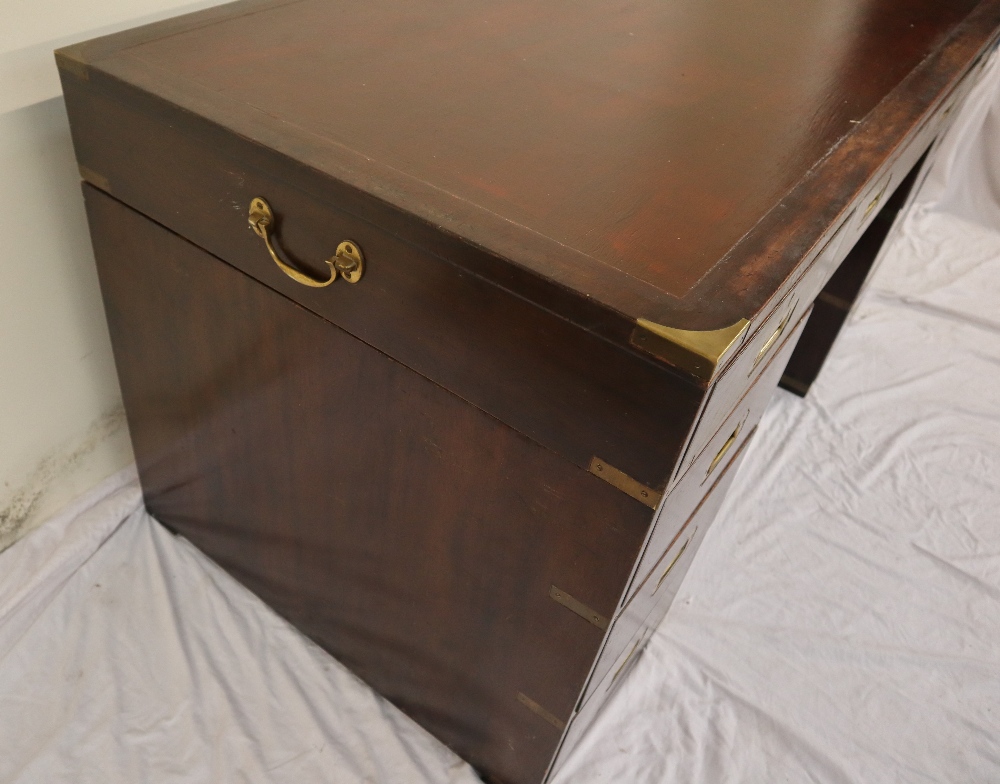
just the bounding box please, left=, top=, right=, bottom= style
left=78, top=165, right=109, bottom=191
left=517, top=692, right=566, bottom=731
left=549, top=585, right=610, bottom=631
left=816, top=291, right=853, bottom=311
left=588, top=457, right=662, bottom=510
left=631, top=318, right=750, bottom=382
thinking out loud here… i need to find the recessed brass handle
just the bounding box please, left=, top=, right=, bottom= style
left=610, top=636, right=645, bottom=685
left=654, top=530, right=695, bottom=593
left=706, top=417, right=744, bottom=479
left=863, top=177, right=891, bottom=220
left=751, top=298, right=797, bottom=374
left=248, top=197, right=364, bottom=286
left=864, top=194, right=881, bottom=218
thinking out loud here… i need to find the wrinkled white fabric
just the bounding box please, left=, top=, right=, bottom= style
left=919, top=45, right=1000, bottom=232
left=1, top=44, right=999, bottom=784
left=552, top=46, right=1000, bottom=784
left=552, top=211, right=1000, bottom=784
left=0, top=470, right=479, bottom=784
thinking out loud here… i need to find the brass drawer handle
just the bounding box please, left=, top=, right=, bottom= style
left=707, top=417, right=744, bottom=478
left=751, top=298, right=797, bottom=373
left=654, top=529, right=695, bottom=593
left=863, top=177, right=891, bottom=220
left=610, top=636, right=645, bottom=685
left=248, top=197, right=364, bottom=286
left=864, top=193, right=882, bottom=218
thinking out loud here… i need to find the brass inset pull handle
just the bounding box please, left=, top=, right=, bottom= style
left=864, top=193, right=882, bottom=218
left=654, top=530, right=695, bottom=593
left=752, top=298, right=797, bottom=373
left=611, top=637, right=644, bottom=685
left=706, top=416, right=744, bottom=479
left=248, top=197, right=364, bottom=286
left=863, top=177, right=891, bottom=220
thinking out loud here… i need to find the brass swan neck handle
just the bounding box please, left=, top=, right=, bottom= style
left=248, top=197, right=364, bottom=286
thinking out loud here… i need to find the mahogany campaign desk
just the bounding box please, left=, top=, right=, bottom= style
left=57, top=2, right=1000, bottom=782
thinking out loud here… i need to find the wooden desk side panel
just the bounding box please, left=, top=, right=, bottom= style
left=84, top=185, right=653, bottom=784
left=59, top=68, right=705, bottom=493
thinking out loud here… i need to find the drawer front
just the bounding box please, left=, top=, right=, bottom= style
left=575, top=613, right=655, bottom=723
left=682, top=307, right=811, bottom=492
left=547, top=622, right=657, bottom=782
left=630, top=491, right=721, bottom=630
left=675, top=244, right=840, bottom=484
left=581, top=419, right=759, bottom=707
left=623, top=306, right=810, bottom=607
left=851, top=171, right=894, bottom=243
left=577, top=432, right=754, bottom=710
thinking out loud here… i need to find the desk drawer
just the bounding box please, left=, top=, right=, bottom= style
left=683, top=310, right=811, bottom=494
left=675, top=242, right=844, bottom=485
left=577, top=431, right=754, bottom=711
left=583, top=441, right=744, bottom=705
left=624, top=305, right=810, bottom=609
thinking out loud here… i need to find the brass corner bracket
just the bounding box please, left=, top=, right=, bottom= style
left=631, top=317, right=750, bottom=382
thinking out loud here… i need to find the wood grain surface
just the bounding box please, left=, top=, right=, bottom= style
left=85, top=185, right=653, bottom=784
left=781, top=149, right=925, bottom=395
left=57, top=0, right=1000, bottom=333
left=57, top=74, right=708, bottom=493
left=59, top=6, right=1000, bottom=782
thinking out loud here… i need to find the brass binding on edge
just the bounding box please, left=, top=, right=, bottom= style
left=549, top=585, right=610, bottom=631
left=588, top=457, right=662, bottom=510
left=516, top=692, right=566, bottom=731
left=56, top=52, right=90, bottom=82
left=78, top=165, right=109, bottom=191
left=631, top=317, right=751, bottom=382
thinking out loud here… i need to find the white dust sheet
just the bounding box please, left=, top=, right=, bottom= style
left=3, top=52, right=1000, bottom=784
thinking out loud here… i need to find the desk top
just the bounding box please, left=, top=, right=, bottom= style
left=61, top=0, right=999, bottom=332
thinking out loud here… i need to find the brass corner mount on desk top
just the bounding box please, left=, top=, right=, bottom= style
left=631, top=317, right=751, bottom=383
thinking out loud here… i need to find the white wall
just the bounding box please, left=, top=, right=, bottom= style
left=0, top=0, right=226, bottom=551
